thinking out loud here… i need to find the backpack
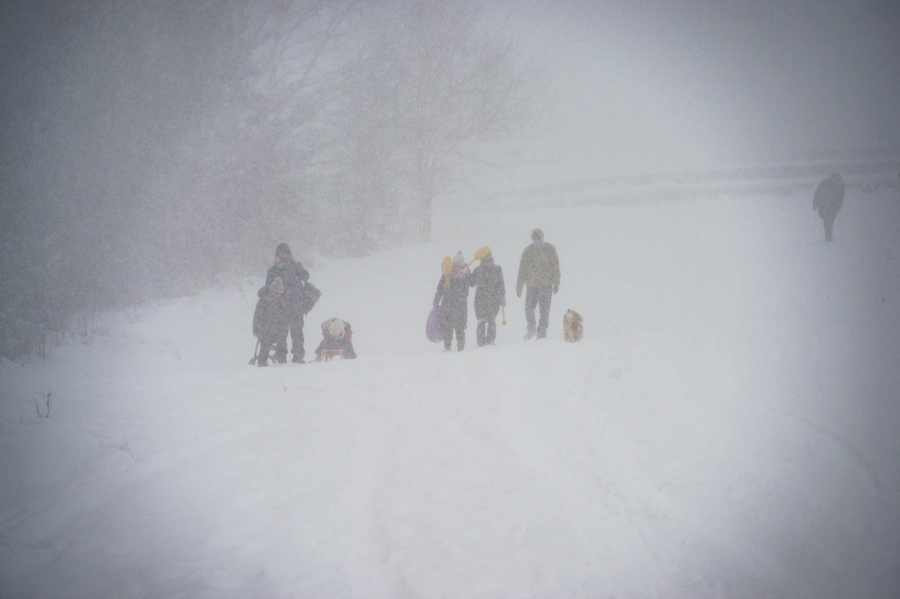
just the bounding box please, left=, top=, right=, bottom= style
left=299, top=281, right=321, bottom=314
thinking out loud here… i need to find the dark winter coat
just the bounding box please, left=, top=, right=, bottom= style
left=469, top=254, right=506, bottom=319
left=253, top=288, right=288, bottom=340
left=266, top=259, right=310, bottom=311
left=433, top=268, right=471, bottom=329
left=516, top=241, right=560, bottom=295
left=813, top=174, right=844, bottom=218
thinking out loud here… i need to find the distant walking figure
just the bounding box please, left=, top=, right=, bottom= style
left=813, top=173, right=844, bottom=242
left=516, top=229, right=560, bottom=340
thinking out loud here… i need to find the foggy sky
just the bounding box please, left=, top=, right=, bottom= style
left=486, top=0, right=900, bottom=186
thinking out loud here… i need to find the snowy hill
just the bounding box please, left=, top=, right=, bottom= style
left=2, top=178, right=900, bottom=598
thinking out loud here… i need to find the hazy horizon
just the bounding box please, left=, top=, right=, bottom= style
left=480, top=0, right=900, bottom=188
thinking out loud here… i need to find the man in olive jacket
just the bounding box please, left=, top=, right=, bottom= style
left=516, top=228, right=560, bottom=340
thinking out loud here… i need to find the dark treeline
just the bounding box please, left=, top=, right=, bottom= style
left=0, top=0, right=534, bottom=359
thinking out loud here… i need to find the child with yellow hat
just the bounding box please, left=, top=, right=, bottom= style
left=469, top=246, right=507, bottom=346
left=433, top=251, right=471, bottom=351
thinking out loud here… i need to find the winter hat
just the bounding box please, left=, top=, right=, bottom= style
left=275, top=243, right=291, bottom=256
left=469, top=246, right=491, bottom=266
left=441, top=256, right=453, bottom=288
left=327, top=318, right=346, bottom=340
left=270, top=277, right=285, bottom=294
left=449, top=251, right=468, bottom=282
left=531, top=229, right=544, bottom=241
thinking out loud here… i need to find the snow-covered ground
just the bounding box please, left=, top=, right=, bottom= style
left=2, top=178, right=899, bottom=598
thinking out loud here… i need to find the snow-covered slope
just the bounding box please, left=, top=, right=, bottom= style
left=2, top=181, right=899, bottom=598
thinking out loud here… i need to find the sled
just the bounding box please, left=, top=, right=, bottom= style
left=426, top=308, right=443, bottom=342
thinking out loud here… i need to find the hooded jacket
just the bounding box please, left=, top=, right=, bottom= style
left=253, top=287, right=288, bottom=339
left=266, top=258, right=310, bottom=308
left=433, top=256, right=471, bottom=329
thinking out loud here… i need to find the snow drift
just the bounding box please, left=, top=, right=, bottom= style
left=2, top=177, right=899, bottom=598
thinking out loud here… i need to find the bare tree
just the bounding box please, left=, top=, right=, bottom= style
left=0, top=0, right=535, bottom=357
left=317, top=0, right=535, bottom=247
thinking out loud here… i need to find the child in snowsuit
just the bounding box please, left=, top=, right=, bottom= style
left=433, top=251, right=471, bottom=351
left=469, top=248, right=506, bottom=346
left=253, top=276, right=289, bottom=366
left=315, top=317, right=357, bottom=361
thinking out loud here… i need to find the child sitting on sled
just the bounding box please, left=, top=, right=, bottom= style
left=314, top=317, right=357, bottom=361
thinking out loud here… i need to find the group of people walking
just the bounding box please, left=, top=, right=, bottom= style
left=432, top=228, right=561, bottom=352
left=252, top=229, right=562, bottom=365
left=253, top=169, right=844, bottom=367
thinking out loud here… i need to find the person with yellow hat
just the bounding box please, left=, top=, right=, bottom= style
left=469, top=246, right=506, bottom=346
left=516, top=228, right=560, bottom=340
left=433, top=251, right=471, bottom=351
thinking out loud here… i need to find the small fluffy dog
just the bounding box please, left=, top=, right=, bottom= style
left=563, top=309, right=583, bottom=342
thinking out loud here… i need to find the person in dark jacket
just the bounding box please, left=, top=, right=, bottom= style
left=813, top=173, right=845, bottom=242
left=265, top=243, right=310, bottom=362
left=469, top=247, right=506, bottom=346
left=253, top=277, right=289, bottom=366
left=433, top=251, right=471, bottom=351
left=516, top=228, right=560, bottom=340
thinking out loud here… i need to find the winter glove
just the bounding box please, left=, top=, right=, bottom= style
left=553, top=284, right=559, bottom=294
